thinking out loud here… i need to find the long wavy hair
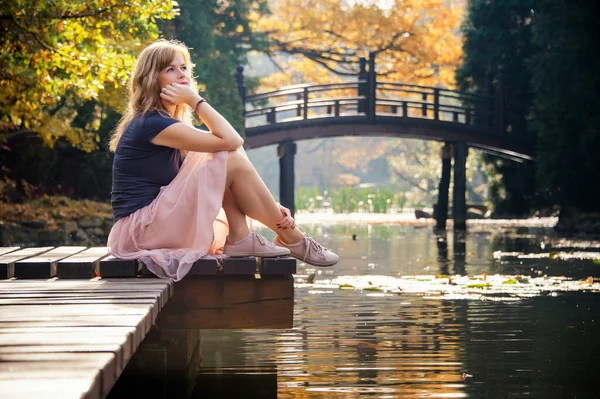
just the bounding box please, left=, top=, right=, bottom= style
left=109, top=39, right=198, bottom=152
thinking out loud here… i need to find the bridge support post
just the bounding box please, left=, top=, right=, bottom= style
left=452, top=142, right=468, bottom=230
left=367, top=51, right=377, bottom=121
left=358, top=57, right=367, bottom=114
left=278, top=140, right=297, bottom=217
left=435, top=143, right=452, bottom=230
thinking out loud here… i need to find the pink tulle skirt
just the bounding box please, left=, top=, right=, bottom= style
left=107, top=149, right=248, bottom=281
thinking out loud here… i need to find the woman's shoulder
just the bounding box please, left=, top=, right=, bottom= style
left=140, top=109, right=177, bottom=123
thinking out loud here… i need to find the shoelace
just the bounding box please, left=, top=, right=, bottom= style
left=252, top=232, right=269, bottom=246
left=303, top=235, right=325, bottom=260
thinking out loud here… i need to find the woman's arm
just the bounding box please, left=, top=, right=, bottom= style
left=152, top=83, right=244, bottom=152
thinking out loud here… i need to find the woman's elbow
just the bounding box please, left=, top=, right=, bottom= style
left=229, top=136, right=244, bottom=150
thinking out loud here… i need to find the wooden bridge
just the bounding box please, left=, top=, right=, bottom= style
left=235, top=53, right=534, bottom=229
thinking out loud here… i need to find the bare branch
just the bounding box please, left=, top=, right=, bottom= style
left=390, top=165, right=429, bottom=193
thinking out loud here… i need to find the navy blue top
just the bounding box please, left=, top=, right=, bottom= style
left=111, top=111, right=182, bottom=222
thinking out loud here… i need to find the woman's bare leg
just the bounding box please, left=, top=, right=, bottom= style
left=221, top=188, right=249, bottom=243
left=226, top=150, right=304, bottom=244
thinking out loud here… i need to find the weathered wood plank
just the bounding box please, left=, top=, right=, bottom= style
left=0, top=315, right=147, bottom=333
left=15, top=246, right=87, bottom=279
left=0, top=247, right=20, bottom=256
left=98, top=256, right=139, bottom=277
left=259, top=257, right=297, bottom=275
left=0, top=291, right=166, bottom=309
left=157, top=298, right=294, bottom=329
left=0, top=352, right=117, bottom=397
left=0, top=247, right=54, bottom=279
left=188, top=258, right=219, bottom=275
left=0, top=303, right=154, bottom=346
left=57, top=247, right=110, bottom=279
left=0, top=333, right=128, bottom=377
left=0, top=326, right=144, bottom=352
left=156, top=276, right=293, bottom=329
left=222, top=257, right=257, bottom=275
left=0, top=278, right=173, bottom=297
left=0, top=376, right=102, bottom=399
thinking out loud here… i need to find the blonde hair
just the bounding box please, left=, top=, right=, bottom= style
left=109, top=39, right=198, bottom=152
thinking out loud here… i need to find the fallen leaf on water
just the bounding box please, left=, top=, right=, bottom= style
left=461, top=373, right=473, bottom=380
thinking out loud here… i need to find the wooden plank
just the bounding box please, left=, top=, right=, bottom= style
left=0, top=280, right=172, bottom=308
left=0, top=352, right=117, bottom=397
left=0, top=335, right=128, bottom=376
left=0, top=278, right=172, bottom=294
left=0, top=375, right=102, bottom=399
left=15, top=246, right=87, bottom=279
left=156, top=276, right=294, bottom=329
left=0, top=291, right=165, bottom=309
left=0, top=299, right=159, bottom=324
left=157, top=298, right=294, bottom=329
left=0, top=247, right=19, bottom=256
left=0, top=303, right=155, bottom=338
left=98, top=256, right=139, bottom=277
left=222, top=257, right=257, bottom=275
left=0, top=329, right=135, bottom=364
left=171, top=276, right=294, bottom=307
left=57, top=247, right=110, bottom=279
left=259, top=257, right=297, bottom=275
left=0, top=324, right=145, bottom=352
left=188, top=258, right=219, bottom=275
left=0, top=314, right=147, bottom=333
left=0, top=247, right=54, bottom=279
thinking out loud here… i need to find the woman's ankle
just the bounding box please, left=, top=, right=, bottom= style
left=227, top=228, right=250, bottom=244
left=277, top=229, right=304, bottom=245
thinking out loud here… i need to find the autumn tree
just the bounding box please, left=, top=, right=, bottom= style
left=0, top=1, right=176, bottom=150
left=253, top=0, right=464, bottom=88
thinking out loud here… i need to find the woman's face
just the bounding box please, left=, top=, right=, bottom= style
left=157, top=51, right=190, bottom=91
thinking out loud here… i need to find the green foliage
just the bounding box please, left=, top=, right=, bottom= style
left=296, top=186, right=399, bottom=213
left=457, top=0, right=539, bottom=216
left=530, top=0, right=600, bottom=213
left=159, top=0, right=269, bottom=132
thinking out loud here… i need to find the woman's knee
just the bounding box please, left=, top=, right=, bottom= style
left=226, top=150, right=254, bottom=179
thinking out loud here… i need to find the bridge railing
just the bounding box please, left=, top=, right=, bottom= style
left=244, top=81, right=499, bottom=132
left=245, top=82, right=365, bottom=127
left=375, top=82, right=496, bottom=127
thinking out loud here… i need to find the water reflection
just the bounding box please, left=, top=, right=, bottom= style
left=108, top=225, right=600, bottom=398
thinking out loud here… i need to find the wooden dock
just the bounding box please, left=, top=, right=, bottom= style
left=0, top=246, right=296, bottom=399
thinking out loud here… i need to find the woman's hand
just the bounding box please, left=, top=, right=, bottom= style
left=160, top=83, right=201, bottom=108
left=276, top=203, right=296, bottom=230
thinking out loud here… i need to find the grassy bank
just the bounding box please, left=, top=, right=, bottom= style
left=0, top=196, right=112, bottom=230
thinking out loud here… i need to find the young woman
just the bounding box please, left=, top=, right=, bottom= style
left=107, top=39, right=338, bottom=281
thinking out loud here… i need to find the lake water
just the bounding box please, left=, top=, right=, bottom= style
left=109, top=222, right=600, bottom=398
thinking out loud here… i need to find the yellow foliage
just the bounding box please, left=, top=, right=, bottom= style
left=1, top=1, right=177, bottom=150
left=253, top=0, right=465, bottom=88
